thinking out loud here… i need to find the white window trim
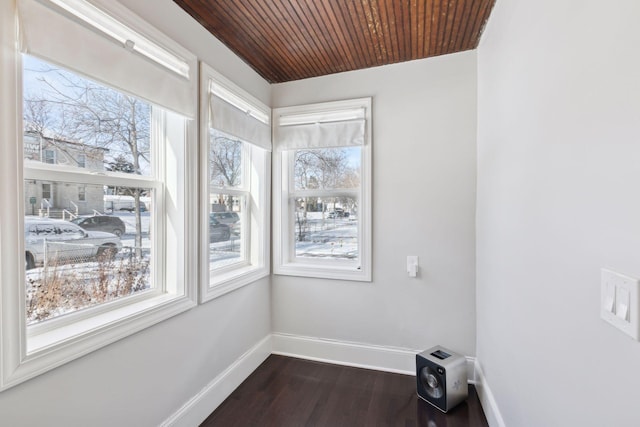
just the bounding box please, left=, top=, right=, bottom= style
left=199, top=62, right=270, bottom=303
left=273, top=98, right=372, bottom=282
left=0, top=0, right=198, bottom=392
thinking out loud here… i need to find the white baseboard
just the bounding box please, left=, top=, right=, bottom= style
left=474, top=359, right=506, bottom=427
left=160, top=335, right=271, bottom=427
left=272, top=332, right=416, bottom=375
left=272, top=332, right=477, bottom=383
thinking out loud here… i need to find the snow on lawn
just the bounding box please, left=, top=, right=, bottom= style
left=210, top=235, right=243, bottom=269
left=295, top=216, right=358, bottom=259
left=111, top=212, right=151, bottom=249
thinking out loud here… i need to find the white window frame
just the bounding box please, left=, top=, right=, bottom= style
left=0, top=0, right=198, bottom=392
left=77, top=184, right=86, bottom=201
left=199, top=63, right=271, bottom=302
left=41, top=182, right=52, bottom=200
left=273, top=98, right=372, bottom=282
left=77, top=153, right=86, bottom=168
left=43, top=148, right=56, bottom=164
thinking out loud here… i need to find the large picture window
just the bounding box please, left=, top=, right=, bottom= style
left=200, top=63, right=271, bottom=301
left=273, top=98, right=372, bottom=281
left=0, top=0, right=197, bottom=391
left=23, top=56, right=156, bottom=325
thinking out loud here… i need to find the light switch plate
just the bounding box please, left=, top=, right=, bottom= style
left=601, top=269, right=640, bottom=340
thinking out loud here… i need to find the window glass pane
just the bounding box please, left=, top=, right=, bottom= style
left=43, top=149, right=55, bottom=164
left=23, top=55, right=152, bottom=176
left=209, top=194, right=244, bottom=270
left=293, top=196, right=358, bottom=260
left=210, top=128, right=243, bottom=189
left=24, top=181, right=153, bottom=325
left=294, top=147, right=361, bottom=191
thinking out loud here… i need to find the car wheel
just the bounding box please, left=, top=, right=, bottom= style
left=97, top=244, right=118, bottom=260
left=113, top=229, right=122, bottom=237
left=26, top=252, right=35, bottom=270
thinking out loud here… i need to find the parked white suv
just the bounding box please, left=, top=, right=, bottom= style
left=25, top=217, right=122, bottom=269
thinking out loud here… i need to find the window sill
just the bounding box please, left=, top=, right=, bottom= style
left=274, top=262, right=371, bottom=282
left=203, top=264, right=269, bottom=302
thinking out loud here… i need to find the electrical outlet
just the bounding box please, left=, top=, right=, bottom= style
left=601, top=269, right=640, bottom=340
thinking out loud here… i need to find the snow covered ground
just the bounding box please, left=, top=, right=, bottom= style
left=294, top=212, right=358, bottom=259
left=114, top=212, right=151, bottom=249
left=207, top=213, right=358, bottom=270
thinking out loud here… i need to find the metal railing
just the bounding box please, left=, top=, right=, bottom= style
left=39, top=199, right=51, bottom=217
left=62, top=209, right=78, bottom=220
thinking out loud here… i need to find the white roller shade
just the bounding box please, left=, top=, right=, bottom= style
left=209, top=78, right=271, bottom=151
left=210, top=94, right=271, bottom=151
left=19, top=0, right=197, bottom=119
left=274, top=98, right=370, bottom=151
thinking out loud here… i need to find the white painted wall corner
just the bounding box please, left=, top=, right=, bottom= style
left=473, top=359, right=506, bottom=427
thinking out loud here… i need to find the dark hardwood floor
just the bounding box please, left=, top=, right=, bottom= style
left=201, top=355, right=489, bottom=427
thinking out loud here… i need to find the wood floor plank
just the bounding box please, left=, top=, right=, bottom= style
left=201, top=355, right=489, bottom=427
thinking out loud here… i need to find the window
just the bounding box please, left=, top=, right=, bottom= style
left=0, top=0, right=198, bottom=391
left=43, top=149, right=56, bottom=164
left=41, top=183, right=51, bottom=201
left=199, top=63, right=271, bottom=301
left=22, top=54, right=159, bottom=322
left=273, top=98, right=372, bottom=281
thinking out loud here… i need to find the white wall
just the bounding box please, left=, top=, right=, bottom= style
left=271, top=52, right=478, bottom=358
left=0, top=1, right=271, bottom=425
left=477, top=1, right=640, bottom=426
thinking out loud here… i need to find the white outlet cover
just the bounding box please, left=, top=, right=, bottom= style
left=601, top=269, right=640, bottom=340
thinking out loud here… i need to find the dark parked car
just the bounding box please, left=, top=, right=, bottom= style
left=328, top=209, right=349, bottom=219
left=211, top=211, right=239, bottom=225
left=209, top=216, right=231, bottom=242
left=71, top=215, right=126, bottom=236
left=119, top=205, right=147, bottom=212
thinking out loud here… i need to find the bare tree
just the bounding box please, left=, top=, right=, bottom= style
left=210, top=135, right=241, bottom=186
left=294, top=148, right=350, bottom=190
left=292, top=148, right=360, bottom=241
left=209, top=132, right=242, bottom=211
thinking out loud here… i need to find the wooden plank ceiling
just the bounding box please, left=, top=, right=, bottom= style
left=173, top=0, right=495, bottom=84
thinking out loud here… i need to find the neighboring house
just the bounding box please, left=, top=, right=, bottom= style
left=23, top=132, right=108, bottom=216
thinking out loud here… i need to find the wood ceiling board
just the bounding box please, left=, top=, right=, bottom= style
left=174, top=0, right=496, bottom=83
